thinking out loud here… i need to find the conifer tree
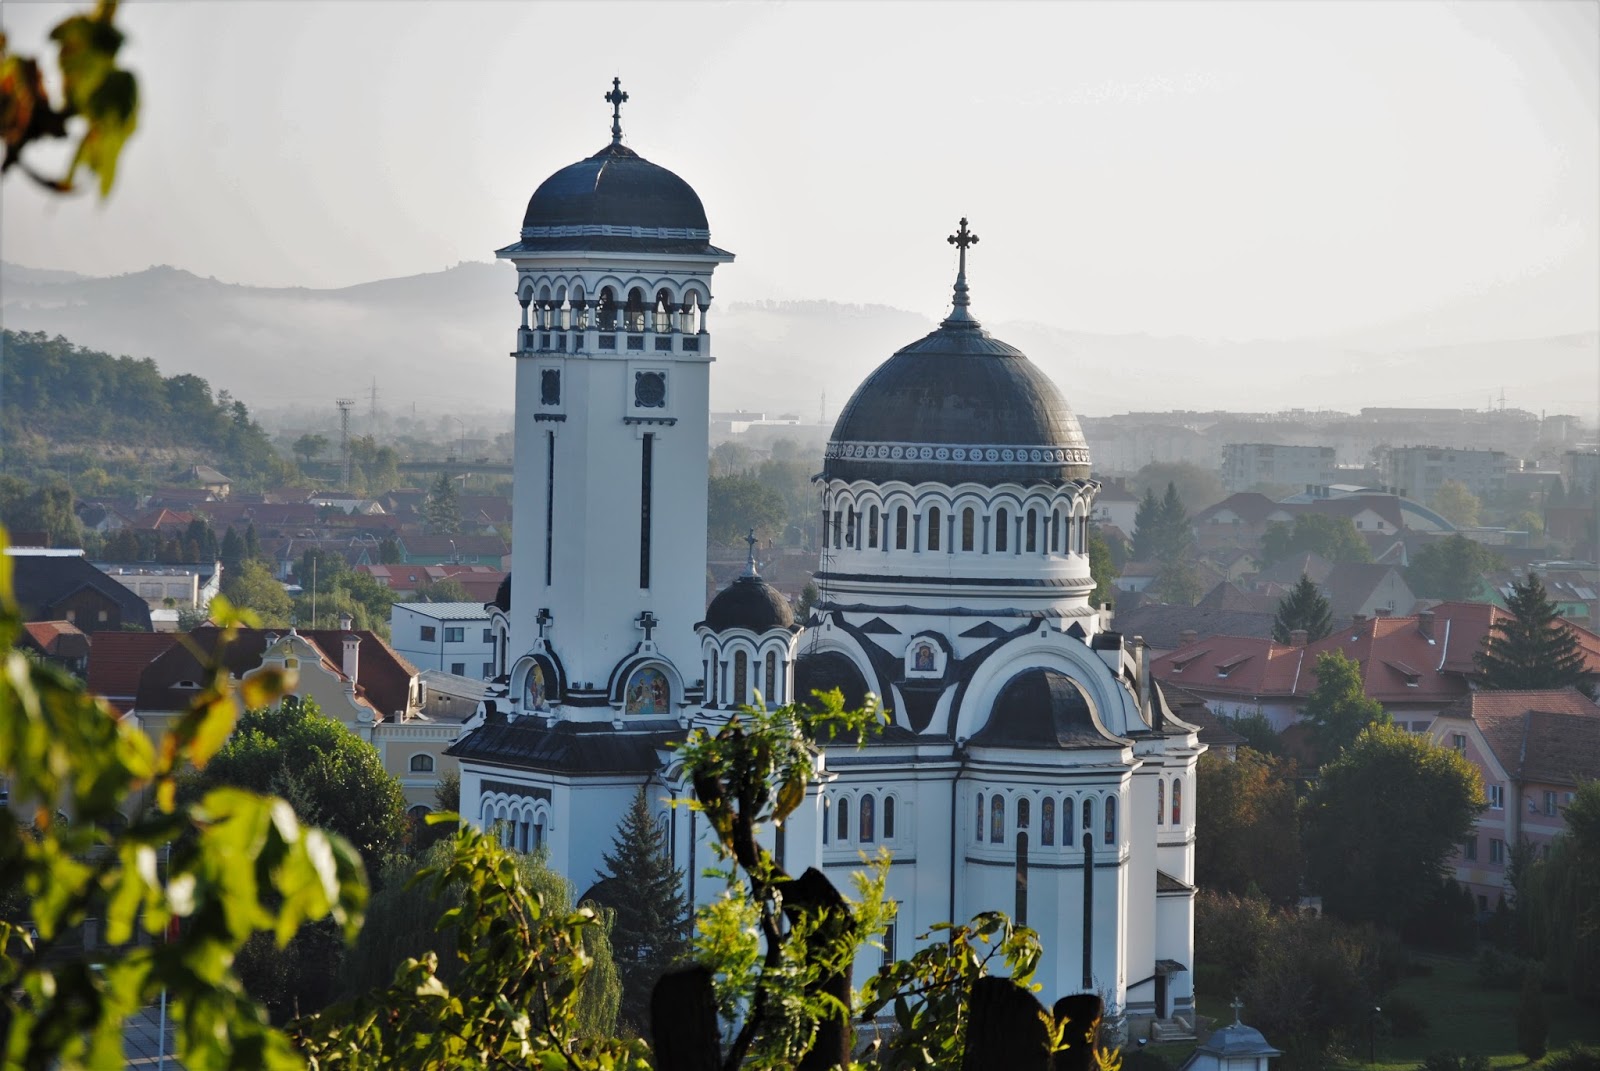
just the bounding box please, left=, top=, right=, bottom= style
left=244, top=521, right=262, bottom=562
left=425, top=472, right=462, bottom=535
left=1159, top=482, right=1191, bottom=560
left=1132, top=488, right=1164, bottom=562
left=588, top=788, right=690, bottom=1036
left=1476, top=573, right=1592, bottom=694
left=1273, top=573, right=1333, bottom=643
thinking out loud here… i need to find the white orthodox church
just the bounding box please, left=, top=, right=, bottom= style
left=451, top=81, right=1204, bottom=1033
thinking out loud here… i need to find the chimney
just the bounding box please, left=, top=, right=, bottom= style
left=339, top=612, right=354, bottom=631
left=1179, top=629, right=1198, bottom=647
left=1352, top=613, right=1368, bottom=625
left=1418, top=610, right=1436, bottom=642
left=1289, top=629, right=1308, bottom=647
left=1374, top=607, right=1392, bottom=617
left=342, top=632, right=360, bottom=688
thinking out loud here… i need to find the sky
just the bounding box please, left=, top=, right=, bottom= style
left=2, top=0, right=1598, bottom=346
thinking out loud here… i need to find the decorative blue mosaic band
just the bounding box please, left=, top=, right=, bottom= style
left=825, top=440, right=1091, bottom=465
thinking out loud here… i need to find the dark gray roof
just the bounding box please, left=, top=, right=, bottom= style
left=8, top=554, right=152, bottom=630
left=506, top=143, right=725, bottom=256
left=794, top=651, right=873, bottom=714
left=969, top=668, right=1123, bottom=749
left=1113, top=604, right=1277, bottom=650
left=823, top=319, right=1090, bottom=487
left=703, top=574, right=795, bottom=633
left=448, top=716, right=681, bottom=774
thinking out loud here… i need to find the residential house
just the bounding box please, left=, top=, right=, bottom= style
left=391, top=602, right=496, bottom=679
left=396, top=533, right=510, bottom=568
left=1090, top=478, right=1140, bottom=536
left=6, top=549, right=153, bottom=631
left=1485, top=566, right=1598, bottom=629
left=86, top=631, right=182, bottom=715
left=17, top=621, right=90, bottom=677
left=1430, top=689, right=1600, bottom=910
left=186, top=466, right=232, bottom=499
left=91, top=560, right=223, bottom=613
left=120, top=623, right=462, bottom=810
left=1150, top=601, right=1600, bottom=733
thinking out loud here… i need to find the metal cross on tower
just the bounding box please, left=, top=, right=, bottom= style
left=743, top=528, right=759, bottom=576
left=605, top=77, right=629, bottom=146
left=536, top=607, right=553, bottom=638
left=1230, top=995, right=1245, bottom=1025
left=943, top=217, right=980, bottom=324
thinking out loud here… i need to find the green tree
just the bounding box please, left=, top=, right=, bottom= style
left=415, top=577, right=473, bottom=603
left=1300, top=650, right=1390, bottom=764
left=0, top=569, right=365, bottom=1070
left=0, top=0, right=138, bottom=198
left=1406, top=533, right=1502, bottom=601
left=187, top=696, right=409, bottom=862
left=293, top=433, right=329, bottom=466
left=1476, top=573, right=1594, bottom=694
left=221, top=558, right=292, bottom=625
left=1151, top=557, right=1201, bottom=606
left=1087, top=526, right=1117, bottom=608
left=707, top=474, right=786, bottom=545
left=378, top=536, right=402, bottom=564
left=1135, top=461, right=1226, bottom=514
left=1261, top=514, right=1371, bottom=565
left=1519, top=781, right=1600, bottom=1006
left=1516, top=971, right=1549, bottom=1059
left=244, top=520, right=263, bottom=562
left=220, top=525, right=246, bottom=576
left=1302, top=723, right=1484, bottom=928
left=1195, top=748, right=1303, bottom=905
left=1131, top=487, right=1164, bottom=562
left=1430, top=479, right=1482, bottom=529
left=710, top=440, right=753, bottom=476
left=588, top=788, right=691, bottom=1036
left=424, top=472, right=462, bottom=534
left=1272, top=573, right=1332, bottom=643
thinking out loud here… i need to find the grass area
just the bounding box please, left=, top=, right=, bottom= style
left=1342, top=953, right=1600, bottom=1071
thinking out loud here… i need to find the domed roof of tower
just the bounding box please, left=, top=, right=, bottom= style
left=969, top=668, right=1122, bottom=749
left=702, top=535, right=795, bottom=634
left=512, top=79, right=725, bottom=256
left=823, top=218, right=1090, bottom=487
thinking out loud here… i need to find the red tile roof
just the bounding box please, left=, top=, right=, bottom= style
left=87, top=631, right=182, bottom=714
left=1438, top=689, right=1600, bottom=787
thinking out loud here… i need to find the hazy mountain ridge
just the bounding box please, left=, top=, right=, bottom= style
left=3, top=261, right=1594, bottom=421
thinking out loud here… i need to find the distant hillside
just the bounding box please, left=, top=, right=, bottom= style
left=3, top=261, right=1594, bottom=419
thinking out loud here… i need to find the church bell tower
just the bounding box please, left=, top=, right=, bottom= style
left=498, top=80, right=734, bottom=720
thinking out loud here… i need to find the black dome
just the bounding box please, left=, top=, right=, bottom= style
left=969, top=668, right=1119, bottom=749
left=492, top=574, right=511, bottom=613
left=515, top=143, right=718, bottom=254
left=823, top=319, right=1090, bottom=486
left=703, top=575, right=794, bottom=633
left=793, top=651, right=872, bottom=713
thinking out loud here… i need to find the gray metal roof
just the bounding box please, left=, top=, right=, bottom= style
left=394, top=602, right=490, bottom=620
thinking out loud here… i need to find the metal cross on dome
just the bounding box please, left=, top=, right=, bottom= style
left=1230, top=995, right=1245, bottom=1025
left=947, top=216, right=979, bottom=270
left=605, top=77, right=629, bottom=145
left=942, top=216, right=980, bottom=324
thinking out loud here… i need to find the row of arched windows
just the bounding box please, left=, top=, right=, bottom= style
left=706, top=647, right=785, bottom=709
left=823, top=791, right=898, bottom=845
left=824, top=501, right=1091, bottom=557
left=976, top=791, right=1118, bottom=847
left=481, top=798, right=549, bottom=854
left=1156, top=777, right=1184, bottom=826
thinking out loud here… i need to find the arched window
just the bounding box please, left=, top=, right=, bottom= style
left=598, top=287, right=618, bottom=330
left=837, top=796, right=851, bottom=842
left=1026, top=508, right=1038, bottom=552
left=883, top=796, right=896, bottom=839
left=1172, top=779, right=1182, bottom=825
left=1015, top=831, right=1029, bottom=925
left=927, top=507, right=941, bottom=551
left=654, top=288, right=673, bottom=334
left=962, top=507, right=976, bottom=551
left=1105, top=796, right=1117, bottom=844
left=765, top=651, right=777, bottom=705
left=995, top=509, right=1009, bottom=553
left=1157, top=780, right=1165, bottom=825
left=990, top=794, right=1005, bottom=843
left=976, top=793, right=985, bottom=842
left=533, top=814, right=546, bottom=851
left=709, top=658, right=719, bottom=709
left=733, top=651, right=748, bottom=707
left=833, top=509, right=843, bottom=549
left=868, top=505, right=880, bottom=548
left=1051, top=510, right=1061, bottom=553
left=1042, top=797, right=1055, bottom=846
left=860, top=793, right=876, bottom=842
left=1062, top=798, right=1075, bottom=846
left=1016, top=796, right=1030, bottom=830
left=409, top=754, right=434, bottom=773
left=846, top=506, right=857, bottom=547
left=823, top=797, right=831, bottom=844
left=1082, top=797, right=1094, bottom=835
left=625, top=287, right=647, bottom=332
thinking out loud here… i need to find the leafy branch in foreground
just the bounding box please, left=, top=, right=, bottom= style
left=0, top=0, right=138, bottom=196
left=0, top=525, right=367, bottom=1071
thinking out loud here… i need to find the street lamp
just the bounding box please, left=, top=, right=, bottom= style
left=1369, top=1004, right=1381, bottom=1064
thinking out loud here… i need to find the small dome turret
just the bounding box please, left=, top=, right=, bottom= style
left=703, top=534, right=794, bottom=634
